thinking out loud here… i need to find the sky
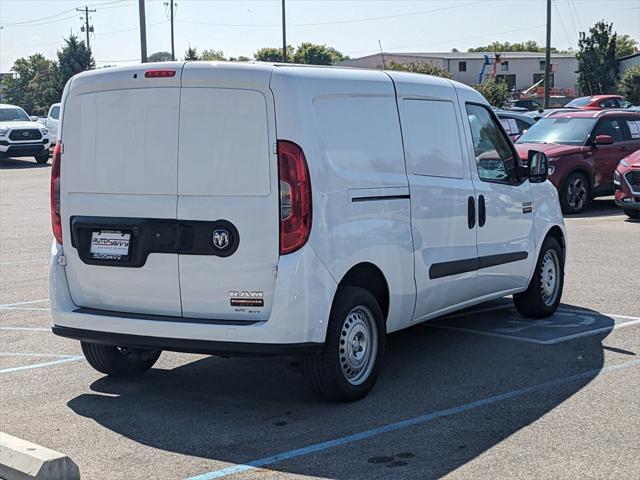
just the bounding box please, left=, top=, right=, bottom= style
left=1, top=0, right=639, bottom=72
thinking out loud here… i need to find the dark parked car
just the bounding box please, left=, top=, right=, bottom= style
left=495, top=110, right=536, bottom=141
left=515, top=110, right=640, bottom=214
left=510, top=98, right=543, bottom=111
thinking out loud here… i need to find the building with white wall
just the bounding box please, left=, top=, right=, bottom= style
left=340, top=52, right=578, bottom=95
left=619, top=52, right=640, bottom=75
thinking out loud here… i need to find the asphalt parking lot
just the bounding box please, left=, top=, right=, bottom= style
left=1, top=156, right=639, bottom=480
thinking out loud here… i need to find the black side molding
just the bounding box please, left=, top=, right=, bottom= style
left=73, top=307, right=260, bottom=326
left=429, top=251, right=529, bottom=279
left=52, top=325, right=324, bottom=357
left=351, top=194, right=410, bottom=203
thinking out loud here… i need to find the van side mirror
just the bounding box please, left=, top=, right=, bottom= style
left=30, top=115, right=39, bottom=122
left=594, top=134, right=614, bottom=145
left=528, top=150, right=548, bottom=183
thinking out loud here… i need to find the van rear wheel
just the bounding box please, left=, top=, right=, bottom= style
left=513, top=236, right=564, bottom=318
left=303, top=287, right=385, bottom=402
left=81, top=342, right=161, bottom=377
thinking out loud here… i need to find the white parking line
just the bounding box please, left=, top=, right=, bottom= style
left=0, top=299, right=49, bottom=308
left=0, top=306, right=51, bottom=312
left=0, top=326, right=50, bottom=331
left=0, top=356, right=83, bottom=374
left=0, top=258, right=47, bottom=266
left=187, top=359, right=640, bottom=479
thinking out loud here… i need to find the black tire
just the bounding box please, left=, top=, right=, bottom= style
left=34, top=151, right=50, bottom=164
left=303, top=287, right=385, bottom=402
left=81, top=342, right=161, bottom=377
left=560, top=172, right=590, bottom=214
left=623, top=209, right=640, bottom=220
left=513, top=237, right=564, bottom=318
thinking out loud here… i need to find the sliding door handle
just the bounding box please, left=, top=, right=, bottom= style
left=478, top=195, right=486, bottom=227
left=468, top=196, right=476, bottom=229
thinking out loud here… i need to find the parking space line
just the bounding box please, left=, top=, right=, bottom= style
left=0, top=306, right=51, bottom=312
left=0, top=356, right=83, bottom=374
left=0, top=326, right=50, bottom=331
left=0, top=258, right=47, bottom=266
left=0, top=299, right=49, bottom=308
left=187, top=360, right=640, bottom=480
left=0, top=352, right=75, bottom=358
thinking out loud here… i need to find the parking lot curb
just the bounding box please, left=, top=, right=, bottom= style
left=0, top=432, right=79, bottom=480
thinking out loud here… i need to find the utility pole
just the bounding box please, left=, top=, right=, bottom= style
left=138, top=0, right=147, bottom=63
left=543, top=0, right=552, bottom=109
left=281, top=0, right=287, bottom=62
left=164, top=2, right=176, bottom=61
left=76, top=6, right=96, bottom=50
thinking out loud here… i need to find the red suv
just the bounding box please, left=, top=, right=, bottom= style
left=614, top=150, right=640, bottom=219
left=564, top=95, right=626, bottom=110
left=515, top=110, right=640, bottom=213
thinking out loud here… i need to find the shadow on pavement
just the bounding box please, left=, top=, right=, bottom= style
left=0, top=157, right=50, bottom=170
left=67, top=301, right=612, bottom=479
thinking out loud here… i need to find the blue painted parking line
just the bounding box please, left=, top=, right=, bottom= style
left=187, top=360, right=640, bottom=480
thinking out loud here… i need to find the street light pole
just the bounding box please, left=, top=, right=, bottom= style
left=282, top=0, right=287, bottom=62
left=544, top=0, right=552, bottom=109
left=139, top=0, right=148, bottom=63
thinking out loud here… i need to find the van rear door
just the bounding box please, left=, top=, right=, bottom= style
left=62, top=65, right=183, bottom=316
left=177, top=63, right=279, bottom=321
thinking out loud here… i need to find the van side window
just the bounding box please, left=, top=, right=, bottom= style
left=402, top=99, right=464, bottom=178
left=465, top=104, right=517, bottom=183
left=50, top=106, right=60, bottom=120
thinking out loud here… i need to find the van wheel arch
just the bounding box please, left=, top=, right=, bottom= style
left=545, top=225, right=566, bottom=257
left=337, top=263, right=390, bottom=323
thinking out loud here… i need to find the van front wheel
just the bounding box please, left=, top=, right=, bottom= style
left=513, top=236, right=564, bottom=318
left=81, top=342, right=161, bottom=377
left=303, top=287, right=385, bottom=402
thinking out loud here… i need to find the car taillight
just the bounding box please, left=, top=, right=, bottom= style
left=277, top=140, right=312, bottom=255
left=51, top=142, right=62, bottom=244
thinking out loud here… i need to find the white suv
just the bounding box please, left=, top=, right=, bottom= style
left=0, top=103, right=51, bottom=163
left=50, top=63, right=566, bottom=401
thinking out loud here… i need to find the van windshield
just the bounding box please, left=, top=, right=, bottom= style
left=0, top=108, right=30, bottom=122
left=516, top=117, right=596, bottom=145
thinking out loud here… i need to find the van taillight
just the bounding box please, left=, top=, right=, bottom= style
left=51, top=142, right=62, bottom=244
left=144, top=69, right=175, bottom=78
left=278, top=140, right=312, bottom=255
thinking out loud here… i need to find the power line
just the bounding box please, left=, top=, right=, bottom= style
left=552, top=0, right=573, bottom=50
left=175, top=0, right=490, bottom=28
left=77, top=6, right=97, bottom=50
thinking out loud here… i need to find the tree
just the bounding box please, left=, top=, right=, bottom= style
left=618, top=66, right=640, bottom=105
left=57, top=35, right=95, bottom=92
left=473, top=79, right=511, bottom=108
left=616, top=34, right=638, bottom=58
left=385, top=61, right=453, bottom=79
left=576, top=21, right=619, bottom=95
left=184, top=46, right=199, bottom=61
left=228, top=56, right=251, bottom=62
left=254, top=46, right=293, bottom=62
left=293, top=42, right=347, bottom=65
left=468, top=40, right=560, bottom=53
left=148, top=51, right=172, bottom=62
left=200, top=49, right=225, bottom=61
left=3, top=54, right=60, bottom=115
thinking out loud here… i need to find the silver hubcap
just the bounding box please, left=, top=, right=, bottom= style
left=540, top=249, right=560, bottom=307
left=567, top=177, right=587, bottom=210
left=339, top=306, right=378, bottom=386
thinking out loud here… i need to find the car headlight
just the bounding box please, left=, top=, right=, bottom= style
left=0, top=128, right=8, bottom=137
left=619, top=158, right=629, bottom=168
left=614, top=170, right=621, bottom=185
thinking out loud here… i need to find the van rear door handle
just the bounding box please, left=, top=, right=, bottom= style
left=468, top=196, right=475, bottom=229
left=478, top=195, right=486, bottom=227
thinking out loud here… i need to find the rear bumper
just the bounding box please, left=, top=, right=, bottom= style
left=49, top=241, right=337, bottom=354
left=52, top=325, right=323, bottom=357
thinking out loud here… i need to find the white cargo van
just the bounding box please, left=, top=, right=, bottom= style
left=50, top=62, right=566, bottom=401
